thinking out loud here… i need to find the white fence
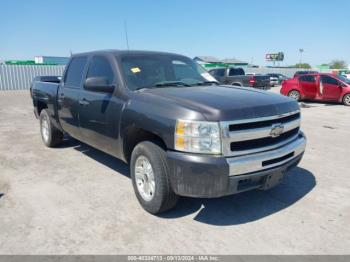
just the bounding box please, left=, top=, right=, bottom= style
left=244, top=67, right=319, bottom=78
left=0, top=64, right=325, bottom=91
left=0, top=65, right=65, bottom=91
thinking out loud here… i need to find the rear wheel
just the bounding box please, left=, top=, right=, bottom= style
left=288, top=90, right=301, bottom=101
left=39, top=109, right=63, bottom=147
left=130, top=141, right=178, bottom=214
left=343, top=94, right=350, bottom=106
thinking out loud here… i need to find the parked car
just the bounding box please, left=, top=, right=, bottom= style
left=267, top=73, right=289, bottom=85
left=281, top=73, right=350, bottom=106
left=208, top=67, right=271, bottom=89
left=268, top=75, right=279, bottom=86
left=31, top=50, right=306, bottom=214
left=293, top=70, right=318, bottom=78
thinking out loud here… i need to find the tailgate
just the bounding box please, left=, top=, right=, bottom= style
left=254, top=75, right=271, bottom=87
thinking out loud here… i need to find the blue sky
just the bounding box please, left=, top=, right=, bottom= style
left=1, top=0, right=349, bottom=66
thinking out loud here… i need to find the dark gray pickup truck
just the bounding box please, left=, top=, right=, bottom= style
left=31, top=50, right=306, bottom=214
left=208, top=67, right=271, bottom=89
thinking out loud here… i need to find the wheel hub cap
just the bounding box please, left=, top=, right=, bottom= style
left=135, top=156, right=155, bottom=201
left=41, top=116, right=49, bottom=142
left=345, top=96, right=350, bottom=105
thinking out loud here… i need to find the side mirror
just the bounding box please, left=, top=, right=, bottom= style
left=84, top=77, right=115, bottom=93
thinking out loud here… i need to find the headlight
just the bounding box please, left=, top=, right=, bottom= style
left=175, top=120, right=221, bottom=154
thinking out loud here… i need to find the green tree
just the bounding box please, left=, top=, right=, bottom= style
left=329, top=60, right=347, bottom=69
left=294, top=63, right=312, bottom=69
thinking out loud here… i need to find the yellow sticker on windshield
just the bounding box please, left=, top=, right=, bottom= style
left=131, top=67, right=141, bottom=73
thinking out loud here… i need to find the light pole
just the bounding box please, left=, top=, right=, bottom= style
left=299, top=48, right=304, bottom=65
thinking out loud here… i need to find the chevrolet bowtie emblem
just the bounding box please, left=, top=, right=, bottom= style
left=270, top=123, right=284, bottom=138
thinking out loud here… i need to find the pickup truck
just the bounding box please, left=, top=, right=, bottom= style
left=208, top=67, right=271, bottom=89
left=31, top=50, right=306, bottom=214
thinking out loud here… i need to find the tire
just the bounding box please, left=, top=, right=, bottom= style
left=288, top=90, right=301, bottom=101
left=342, top=94, right=350, bottom=106
left=232, top=83, right=242, bottom=87
left=130, top=141, right=178, bottom=214
left=39, top=109, right=63, bottom=147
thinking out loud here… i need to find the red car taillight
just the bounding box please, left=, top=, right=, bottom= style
left=249, top=76, right=256, bottom=86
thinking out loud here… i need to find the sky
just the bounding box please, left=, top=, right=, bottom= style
left=1, top=0, right=349, bottom=66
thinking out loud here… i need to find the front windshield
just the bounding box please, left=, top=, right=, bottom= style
left=120, top=54, right=208, bottom=91
left=338, top=75, right=350, bottom=84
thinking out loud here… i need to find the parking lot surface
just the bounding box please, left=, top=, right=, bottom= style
left=0, top=90, right=349, bottom=254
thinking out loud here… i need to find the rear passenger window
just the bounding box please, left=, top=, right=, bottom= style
left=87, top=56, right=115, bottom=85
left=229, top=68, right=244, bottom=76
left=299, top=75, right=316, bottom=83
left=64, top=56, right=87, bottom=88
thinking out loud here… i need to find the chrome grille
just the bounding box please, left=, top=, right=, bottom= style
left=220, top=110, right=301, bottom=157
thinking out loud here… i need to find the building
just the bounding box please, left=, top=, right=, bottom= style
left=34, top=56, right=70, bottom=65
left=194, top=56, right=249, bottom=69
left=193, top=56, right=225, bottom=69
left=221, top=58, right=249, bottom=68
left=193, top=56, right=222, bottom=63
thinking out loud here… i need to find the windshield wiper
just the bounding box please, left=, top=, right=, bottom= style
left=154, top=81, right=192, bottom=87
left=192, top=81, right=219, bottom=86
left=135, top=81, right=191, bottom=91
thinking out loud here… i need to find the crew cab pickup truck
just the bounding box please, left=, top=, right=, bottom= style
left=208, top=67, right=271, bottom=89
left=31, top=50, right=306, bottom=214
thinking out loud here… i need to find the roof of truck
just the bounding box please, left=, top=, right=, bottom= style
left=71, top=49, right=186, bottom=57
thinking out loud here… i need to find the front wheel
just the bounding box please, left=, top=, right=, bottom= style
left=343, top=94, right=350, bottom=106
left=288, top=90, right=301, bottom=101
left=130, top=141, right=178, bottom=214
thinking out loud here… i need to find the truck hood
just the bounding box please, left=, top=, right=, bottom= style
left=140, top=85, right=299, bottom=121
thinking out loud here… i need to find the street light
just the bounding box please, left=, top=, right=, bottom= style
left=299, top=48, right=304, bottom=64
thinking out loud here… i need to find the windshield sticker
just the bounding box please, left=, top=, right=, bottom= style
left=131, top=67, right=141, bottom=73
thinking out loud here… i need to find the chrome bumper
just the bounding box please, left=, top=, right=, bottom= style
left=227, top=133, right=306, bottom=176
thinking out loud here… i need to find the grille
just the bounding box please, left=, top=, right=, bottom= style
left=229, top=113, right=300, bottom=131
left=221, top=110, right=301, bottom=156
left=230, top=128, right=299, bottom=152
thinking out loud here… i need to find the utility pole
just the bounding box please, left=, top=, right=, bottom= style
left=299, top=48, right=304, bottom=64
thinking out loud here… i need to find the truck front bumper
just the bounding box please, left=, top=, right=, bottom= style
left=166, top=133, right=306, bottom=198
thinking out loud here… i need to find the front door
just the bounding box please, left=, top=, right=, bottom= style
left=57, top=56, right=88, bottom=139
left=320, top=75, right=342, bottom=101
left=298, top=75, right=318, bottom=99
left=78, top=55, right=124, bottom=157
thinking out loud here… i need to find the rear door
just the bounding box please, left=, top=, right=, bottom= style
left=78, top=55, right=124, bottom=156
left=298, top=75, right=317, bottom=99
left=320, top=75, right=342, bottom=101
left=57, top=56, right=88, bottom=139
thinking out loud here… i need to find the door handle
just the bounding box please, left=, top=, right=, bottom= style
left=79, top=99, right=89, bottom=106
left=57, top=93, right=65, bottom=103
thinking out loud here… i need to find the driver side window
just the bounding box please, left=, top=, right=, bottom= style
left=87, top=56, right=115, bottom=86
left=299, top=75, right=316, bottom=83
left=321, top=75, right=339, bottom=86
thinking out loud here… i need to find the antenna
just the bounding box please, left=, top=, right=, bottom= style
left=124, top=20, right=130, bottom=50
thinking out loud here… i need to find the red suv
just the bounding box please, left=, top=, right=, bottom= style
left=280, top=73, right=350, bottom=106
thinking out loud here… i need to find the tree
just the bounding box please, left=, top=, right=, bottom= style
left=329, top=60, right=347, bottom=69
left=294, top=63, right=312, bottom=69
